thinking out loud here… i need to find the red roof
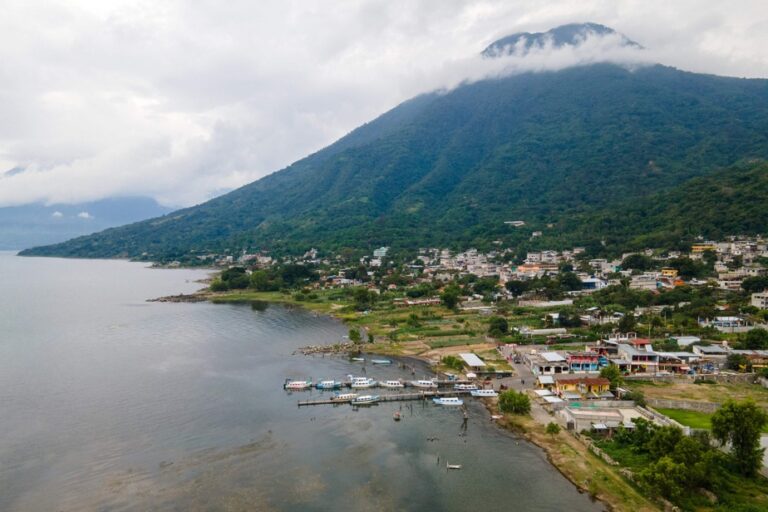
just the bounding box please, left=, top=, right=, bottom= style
left=630, top=338, right=651, bottom=346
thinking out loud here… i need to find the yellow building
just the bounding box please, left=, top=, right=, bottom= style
left=555, top=377, right=612, bottom=399
left=692, top=244, right=716, bottom=253
left=661, top=267, right=679, bottom=278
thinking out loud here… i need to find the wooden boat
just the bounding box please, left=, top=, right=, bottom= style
left=284, top=378, right=312, bottom=390
left=315, top=380, right=342, bottom=390
left=470, top=389, right=499, bottom=397
left=351, top=394, right=380, bottom=405
left=330, top=392, right=358, bottom=402
left=433, top=397, right=463, bottom=406
left=350, top=377, right=377, bottom=389
left=410, top=379, right=438, bottom=389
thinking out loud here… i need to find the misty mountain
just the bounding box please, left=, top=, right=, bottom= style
left=20, top=24, right=768, bottom=260
left=482, top=22, right=641, bottom=57
left=1, top=197, right=172, bottom=250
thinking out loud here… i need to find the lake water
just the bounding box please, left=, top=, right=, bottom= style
left=0, top=253, right=601, bottom=511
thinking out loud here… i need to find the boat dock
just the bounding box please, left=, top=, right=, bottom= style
left=297, top=389, right=473, bottom=406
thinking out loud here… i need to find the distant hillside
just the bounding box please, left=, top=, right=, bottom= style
left=1, top=197, right=172, bottom=250
left=20, top=26, right=768, bottom=260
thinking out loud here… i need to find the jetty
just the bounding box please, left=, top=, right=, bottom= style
left=297, top=389, right=473, bottom=406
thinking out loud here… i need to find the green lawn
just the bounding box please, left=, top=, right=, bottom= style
left=655, top=408, right=712, bottom=430
left=426, top=338, right=487, bottom=349
left=656, top=407, right=768, bottom=433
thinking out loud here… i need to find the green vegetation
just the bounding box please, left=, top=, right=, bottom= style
left=600, top=364, right=623, bottom=390
left=21, top=64, right=768, bottom=260
left=593, top=415, right=768, bottom=510
left=711, top=400, right=768, bottom=477
left=545, top=422, right=561, bottom=437
left=655, top=408, right=713, bottom=430
left=498, top=390, right=531, bottom=415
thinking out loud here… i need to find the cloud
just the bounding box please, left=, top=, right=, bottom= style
left=51, top=211, right=63, bottom=218
left=0, top=1, right=766, bottom=209
left=77, top=211, right=93, bottom=219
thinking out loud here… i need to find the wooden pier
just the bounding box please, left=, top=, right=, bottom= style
left=297, top=389, right=473, bottom=407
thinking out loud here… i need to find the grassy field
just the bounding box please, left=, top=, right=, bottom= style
left=654, top=408, right=713, bottom=430
left=626, top=379, right=768, bottom=409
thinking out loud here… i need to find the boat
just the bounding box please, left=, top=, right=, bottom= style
left=315, top=380, right=342, bottom=390
left=371, top=359, right=392, bottom=365
left=351, top=394, right=380, bottom=405
left=350, top=377, right=378, bottom=389
left=433, top=397, right=464, bottom=406
left=446, top=464, right=462, bottom=470
left=351, top=357, right=365, bottom=362
left=393, top=411, right=401, bottom=421
left=454, top=383, right=478, bottom=391
left=284, top=379, right=312, bottom=390
left=330, top=392, right=358, bottom=402
left=379, top=380, right=405, bottom=389
left=410, top=379, right=438, bottom=389
left=470, top=389, right=499, bottom=397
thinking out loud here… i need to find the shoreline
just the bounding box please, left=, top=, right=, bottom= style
left=156, top=289, right=654, bottom=511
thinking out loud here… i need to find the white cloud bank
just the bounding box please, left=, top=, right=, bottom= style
left=0, top=0, right=766, bottom=209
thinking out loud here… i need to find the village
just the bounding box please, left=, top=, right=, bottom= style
left=198, top=234, right=768, bottom=510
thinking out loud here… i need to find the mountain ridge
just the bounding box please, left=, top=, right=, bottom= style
left=19, top=26, right=768, bottom=260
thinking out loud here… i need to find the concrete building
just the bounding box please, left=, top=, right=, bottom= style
left=752, top=292, right=768, bottom=310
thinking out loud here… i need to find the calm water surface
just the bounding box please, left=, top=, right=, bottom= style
left=0, top=253, right=601, bottom=511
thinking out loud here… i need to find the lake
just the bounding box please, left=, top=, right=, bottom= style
left=0, top=253, right=601, bottom=511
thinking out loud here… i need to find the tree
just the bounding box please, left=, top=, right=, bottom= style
left=726, top=353, right=749, bottom=372
left=624, top=390, right=646, bottom=407
left=352, top=287, right=374, bottom=311
left=744, top=328, right=768, bottom=350
left=742, top=276, right=768, bottom=294
left=711, top=399, right=768, bottom=476
left=599, top=364, right=623, bottom=390
left=488, top=316, right=509, bottom=337
left=557, top=272, right=583, bottom=291
left=622, top=253, right=655, bottom=271
left=638, top=456, right=688, bottom=501
left=505, top=280, right=529, bottom=296
left=210, top=278, right=228, bottom=292
left=440, top=286, right=461, bottom=310
left=617, top=313, right=636, bottom=332
left=498, top=390, right=531, bottom=415
left=545, top=422, right=561, bottom=437
left=349, top=328, right=362, bottom=344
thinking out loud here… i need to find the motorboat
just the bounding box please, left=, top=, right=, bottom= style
left=350, top=377, right=377, bottom=389
left=284, top=379, right=312, bottom=390
left=379, top=380, right=405, bottom=389
left=330, top=393, right=358, bottom=402
left=453, top=383, right=478, bottom=391
left=393, top=411, right=401, bottom=421
left=371, top=359, right=392, bottom=365
left=470, top=389, right=499, bottom=397
left=446, top=464, right=462, bottom=470
left=351, top=357, right=365, bottom=362
left=433, top=397, right=463, bottom=406
left=410, top=379, right=438, bottom=389
left=315, top=380, right=342, bottom=390
left=351, top=394, right=380, bottom=405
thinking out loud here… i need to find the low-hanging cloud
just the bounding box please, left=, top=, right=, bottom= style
left=0, top=0, right=766, bottom=209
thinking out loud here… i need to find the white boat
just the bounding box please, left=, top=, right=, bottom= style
left=410, top=379, right=438, bottom=389
left=371, top=359, right=392, bottom=365
left=380, top=380, right=405, bottom=389
left=351, top=394, right=380, bottom=405
left=433, top=397, right=463, bottom=406
left=350, top=377, right=377, bottom=389
left=454, top=383, right=478, bottom=391
left=284, top=379, right=312, bottom=390
left=446, top=464, right=462, bottom=470
left=470, top=389, right=499, bottom=397
left=351, top=357, right=365, bottom=362
left=330, top=393, right=358, bottom=402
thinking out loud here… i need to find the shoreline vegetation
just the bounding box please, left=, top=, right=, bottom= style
left=151, top=287, right=662, bottom=511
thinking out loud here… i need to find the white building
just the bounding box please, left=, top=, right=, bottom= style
left=752, top=292, right=768, bottom=310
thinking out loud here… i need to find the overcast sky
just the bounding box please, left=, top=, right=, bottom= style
left=1, top=0, right=767, bottom=209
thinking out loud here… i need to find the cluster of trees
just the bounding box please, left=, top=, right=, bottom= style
left=607, top=400, right=767, bottom=506
left=505, top=272, right=583, bottom=299
left=210, top=264, right=319, bottom=292
left=498, top=390, right=531, bottom=414
left=487, top=316, right=509, bottom=337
